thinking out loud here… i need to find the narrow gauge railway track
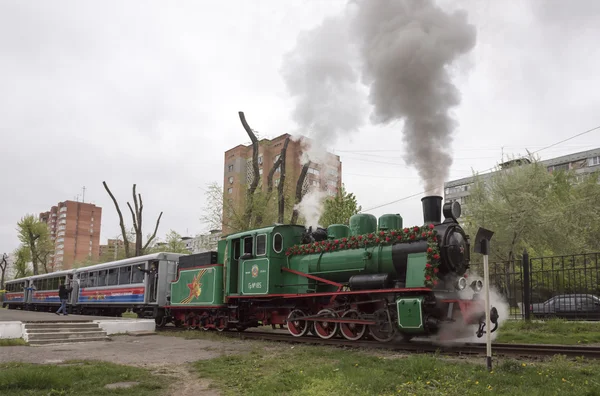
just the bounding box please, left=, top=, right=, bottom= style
left=157, top=327, right=600, bottom=359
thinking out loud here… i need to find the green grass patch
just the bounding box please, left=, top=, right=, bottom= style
left=196, top=345, right=600, bottom=395
left=0, top=360, right=169, bottom=395
left=497, top=319, right=600, bottom=345
left=0, top=338, right=28, bottom=347
left=122, top=311, right=138, bottom=319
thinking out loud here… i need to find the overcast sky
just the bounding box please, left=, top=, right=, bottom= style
left=1, top=0, right=599, bottom=255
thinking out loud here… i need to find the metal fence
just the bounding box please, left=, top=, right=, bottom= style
left=470, top=252, right=600, bottom=321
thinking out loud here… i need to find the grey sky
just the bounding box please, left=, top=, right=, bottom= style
left=1, top=0, right=599, bottom=255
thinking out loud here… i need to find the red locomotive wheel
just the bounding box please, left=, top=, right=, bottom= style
left=340, top=309, right=366, bottom=341
left=286, top=309, right=309, bottom=337
left=314, top=309, right=339, bottom=340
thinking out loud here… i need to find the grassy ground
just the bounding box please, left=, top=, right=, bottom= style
left=0, top=339, right=28, bottom=347
left=0, top=361, right=168, bottom=396
left=196, top=344, right=600, bottom=396
left=496, top=319, right=600, bottom=345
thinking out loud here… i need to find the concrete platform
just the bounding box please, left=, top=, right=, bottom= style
left=0, top=310, right=155, bottom=341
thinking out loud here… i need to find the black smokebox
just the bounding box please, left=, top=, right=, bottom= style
left=421, top=196, right=443, bottom=225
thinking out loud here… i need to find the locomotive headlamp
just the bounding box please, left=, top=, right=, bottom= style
left=471, top=280, right=483, bottom=292
left=443, top=201, right=462, bottom=221
left=456, top=277, right=468, bottom=290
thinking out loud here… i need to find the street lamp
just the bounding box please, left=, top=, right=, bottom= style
left=474, top=227, right=494, bottom=371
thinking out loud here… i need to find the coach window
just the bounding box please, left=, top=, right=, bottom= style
left=107, top=269, right=118, bottom=286
left=79, top=273, right=88, bottom=287
left=119, top=266, right=132, bottom=285
left=98, top=270, right=107, bottom=287
left=243, top=236, right=253, bottom=256
left=132, top=266, right=144, bottom=284
left=273, top=233, right=283, bottom=253
left=51, top=277, right=59, bottom=290
left=256, top=234, right=266, bottom=256
left=88, top=271, right=97, bottom=288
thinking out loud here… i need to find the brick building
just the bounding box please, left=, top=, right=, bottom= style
left=39, top=201, right=102, bottom=270
left=222, top=133, right=342, bottom=235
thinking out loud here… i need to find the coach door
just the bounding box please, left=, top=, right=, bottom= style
left=148, top=260, right=159, bottom=303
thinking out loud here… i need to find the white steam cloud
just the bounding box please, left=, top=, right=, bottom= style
left=433, top=271, right=511, bottom=345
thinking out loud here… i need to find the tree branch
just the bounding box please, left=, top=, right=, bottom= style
left=142, top=212, right=163, bottom=252
left=103, top=181, right=131, bottom=258
left=239, top=111, right=260, bottom=227
left=277, top=137, right=290, bottom=223
left=290, top=163, right=310, bottom=225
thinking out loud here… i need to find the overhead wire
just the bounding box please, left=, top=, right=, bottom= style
left=359, top=123, right=600, bottom=212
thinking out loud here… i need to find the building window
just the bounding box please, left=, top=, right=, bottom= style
left=275, top=179, right=280, bottom=186
left=589, top=156, right=600, bottom=166
left=273, top=154, right=280, bottom=163
left=312, top=180, right=320, bottom=187
left=275, top=166, right=280, bottom=173
left=228, top=187, right=233, bottom=194
left=259, top=169, right=263, bottom=175
left=258, top=155, right=263, bottom=165
left=228, top=164, right=234, bottom=172
left=228, top=176, right=234, bottom=184
left=60, top=207, right=67, bottom=213
left=308, top=167, right=320, bottom=176
left=328, top=169, right=338, bottom=176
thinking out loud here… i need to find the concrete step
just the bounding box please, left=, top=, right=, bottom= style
left=28, top=337, right=110, bottom=346
left=24, top=323, right=99, bottom=330
left=26, top=327, right=104, bottom=334
left=27, top=331, right=108, bottom=340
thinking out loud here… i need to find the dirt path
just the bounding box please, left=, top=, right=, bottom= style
left=0, top=334, right=256, bottom=396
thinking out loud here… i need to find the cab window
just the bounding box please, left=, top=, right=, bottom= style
left=243, top=236, right=253, bottom=255
left=256, top=234, right=266, bottom=256
left=273, top=233, right=283, bottom=253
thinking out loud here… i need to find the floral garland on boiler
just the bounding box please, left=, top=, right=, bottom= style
left=285, top=224, right=441, bottom=287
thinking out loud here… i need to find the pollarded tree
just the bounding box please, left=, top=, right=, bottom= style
left=102, top=182, right=163, bottom=258
left=319, top=184, right=362, bottom=228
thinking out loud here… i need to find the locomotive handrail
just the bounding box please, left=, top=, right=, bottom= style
left=280, top=267, right=343, bottom=288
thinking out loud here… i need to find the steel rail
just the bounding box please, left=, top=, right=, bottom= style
left=228, top=331, right=600, bottom=359
left=155, top=327, right=600, bottom=359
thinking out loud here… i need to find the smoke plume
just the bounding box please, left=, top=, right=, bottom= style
left=282, top=0, right=476, bottom=225
left=281, top=14, right=365, bottom=166
left=351, top=0, right=476, bottom=195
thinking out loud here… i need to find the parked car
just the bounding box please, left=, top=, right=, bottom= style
left=531, top=294, right=600, bottom=320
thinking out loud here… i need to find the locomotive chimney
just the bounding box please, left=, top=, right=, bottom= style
left=421, top=196, right=443, bottom=225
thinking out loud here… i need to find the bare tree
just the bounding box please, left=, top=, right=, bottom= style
left=103, top=182, right=163, bottom=257
left=266, top=137, right=290, bottom=223
left=0, top=253, right=8, bottom=291
left=290, top=163, right=310, bottom=224
left=238, top=111, right=261, bottom=227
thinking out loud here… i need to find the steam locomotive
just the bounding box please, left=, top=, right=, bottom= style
left=3, top=196, right=499, bottom=342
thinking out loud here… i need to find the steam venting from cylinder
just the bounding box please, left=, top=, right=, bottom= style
left=421, top=196, right=443, bottom=225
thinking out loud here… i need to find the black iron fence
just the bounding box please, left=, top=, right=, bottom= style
left=470, top=251, right=600, bottom=321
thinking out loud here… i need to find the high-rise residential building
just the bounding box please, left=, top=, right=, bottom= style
left=444, top=147, right=600, bottom=213
left=39, top=201, right=102, bottom=270
left=222, top=133, right=342, bottom=235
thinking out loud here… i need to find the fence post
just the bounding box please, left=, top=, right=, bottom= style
left=523, top=249, right=531, bottom=321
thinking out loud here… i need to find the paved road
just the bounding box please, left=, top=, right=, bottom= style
left=0, top=334, right=252, bottom=365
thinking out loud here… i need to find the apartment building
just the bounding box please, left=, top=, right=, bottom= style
left=181, top=229, right=222, bottom=253
left=222, top=133, right=342, bottom=235
left=444, top=147, right=600, bottom=213
left=39, top=201, right=102, bottom=270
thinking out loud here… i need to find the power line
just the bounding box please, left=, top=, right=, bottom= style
left=360, top=123, right=600, bottom=212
